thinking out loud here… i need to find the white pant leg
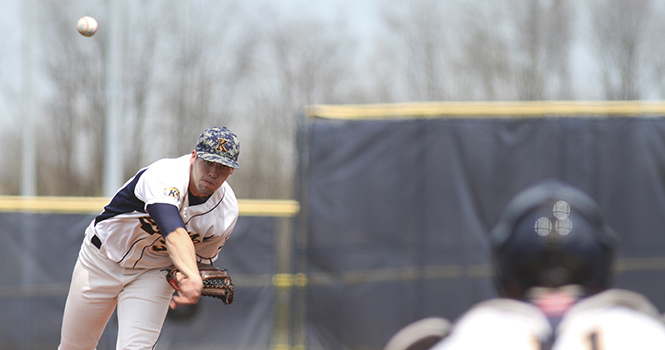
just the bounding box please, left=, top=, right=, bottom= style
left=59, top=237, right=124, bottom=350
left=116, top=268, right=173, bottom=350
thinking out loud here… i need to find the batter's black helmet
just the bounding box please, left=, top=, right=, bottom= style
left=490, top=180, right=618, bottom=299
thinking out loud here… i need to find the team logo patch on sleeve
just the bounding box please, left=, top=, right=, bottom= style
left=164, top=187, right=180, bottom=199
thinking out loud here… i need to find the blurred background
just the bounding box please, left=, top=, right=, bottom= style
left=3, top=0, right=665, bottom=349
left=2, top=0, right=665, bottom=198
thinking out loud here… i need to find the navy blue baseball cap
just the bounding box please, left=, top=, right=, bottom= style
left=195, top=126, right=240, bottom=169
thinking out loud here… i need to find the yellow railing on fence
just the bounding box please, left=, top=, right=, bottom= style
left=0, top=196, right=300, bottom=217
left=305, top=100, right=665, bottom=119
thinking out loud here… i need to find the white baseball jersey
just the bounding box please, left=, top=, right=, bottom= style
left=553, top=289, right=665, bottom=350
left=88, top=154, right=239, bottom=269
left=432, top=289, right=665, bottom=350
left=431, top=298, right=552, bottom=350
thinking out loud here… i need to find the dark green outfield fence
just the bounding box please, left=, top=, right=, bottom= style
left=295, top=101, right=665, bottom=350
left=0, top=199, right=298, bottom=350
left=4, top=101, right=665, bottom=349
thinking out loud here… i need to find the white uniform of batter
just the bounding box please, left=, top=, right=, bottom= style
left=59, top=154, right=238, bottom=350
left=432, top=289, right=665, bottom=350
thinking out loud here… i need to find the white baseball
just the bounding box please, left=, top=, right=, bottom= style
left=77, top=16, right=98, bottom=37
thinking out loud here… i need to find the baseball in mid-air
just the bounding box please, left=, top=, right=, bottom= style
left=77, top=16, right=98, bottom=37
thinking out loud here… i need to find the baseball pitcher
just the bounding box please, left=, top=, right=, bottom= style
left=59, top=126, right=240, bottom=350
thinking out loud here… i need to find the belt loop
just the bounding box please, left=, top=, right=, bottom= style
left=91, top=234, right=102, bottom=249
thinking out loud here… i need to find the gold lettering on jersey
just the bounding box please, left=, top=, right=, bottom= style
left=216, top=138, right=228, bottom=152
left=189, top=232, right=201, bottom=244
left=152, top=238, right=167, bottom=252
left=164, top=187, right=180, bottom=199
left=139, top=217, right=160, bottom=235
left=150, top=231, right=201, bottom=252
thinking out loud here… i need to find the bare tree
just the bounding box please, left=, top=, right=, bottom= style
left=511, top=0, right=574, bottom=100
left=458, top=0, right=574, bottom=101
left=152, top=1, right=257, bottom=158
left=377, top=0, right=455, bottom=102
left=454, top=2, right=514, bottom=100
left=38, top=0, right=106, bottom=196
left=119, top=1, right=163, bottom=176
left=0, top=129, right=21, bottom=195
left=23, top=0, right=364, bottom=198
left=230, top=13, right=361, bottom=199
left=589, top=0, right=653, bottom=100
left=32, top=0, right=257, bottom=195
left=648, top=3, right=665, bottom=98
left=543, top=0, right=574, bottom=99
left=373, top=0, right=575, bottom=102
left=8, top=0, right=665, bottom=198
left=0, top=32, right=22, bottom=195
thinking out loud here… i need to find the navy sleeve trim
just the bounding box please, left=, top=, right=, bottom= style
left=146, top=203, right=186, bottom=238
left=95, top=168, right=148, bottom=225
